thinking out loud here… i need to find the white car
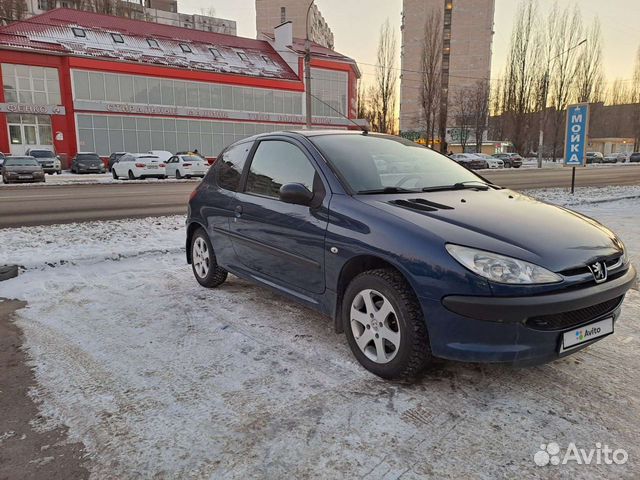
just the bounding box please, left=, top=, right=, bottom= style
left=475, top=153, right=504, bottom=169
left=148, top=150, right=173, bottom=163
left=112, top=153, right=166, bottom=180
left=165, top=154, right=208, bottom=179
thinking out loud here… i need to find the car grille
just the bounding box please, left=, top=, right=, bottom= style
left=526, top=296, right=623, bottom=331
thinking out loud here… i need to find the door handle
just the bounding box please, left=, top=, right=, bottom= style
left=234, top=205, right=243, bottom=218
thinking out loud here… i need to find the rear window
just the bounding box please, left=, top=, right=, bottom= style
left=180, top=156, right=201, bottom=162
left=77, top=154, right=101, bottom=161
left=29, top=150, right=55, bottom=158
left=216, top=141, right=253, bottom=191
left=6, top=157, right=39, bottom=166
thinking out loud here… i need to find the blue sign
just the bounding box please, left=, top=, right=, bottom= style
left=564, top=103, right=590, bottom=166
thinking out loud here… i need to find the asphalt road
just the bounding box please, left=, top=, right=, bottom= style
left=1, top=165, right=639, bottom=228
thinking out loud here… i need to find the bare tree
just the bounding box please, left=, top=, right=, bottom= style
left=632, top=46, right=640, bottom=150
left=419, top=8, right=442, bottom=146
left=502, top=0, right=543, bottom=154
left=547, top=3, right=583, bottom=160
left=452, top=88, right=473, bottom=152
left=574, top=18, right=604, bottom=103
left=607, top=78, right=633, bottom=105
left=0, top=0, right=28, bottom=24
left=470, top=80, right=490, bottom=153
left=374, top=19, right=398, bottom=134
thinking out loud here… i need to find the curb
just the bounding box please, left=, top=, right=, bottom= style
left=0, top=265, right=18, bottom=282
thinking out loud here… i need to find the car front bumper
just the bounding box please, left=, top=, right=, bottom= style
left=421, top=265, right=636, bottom=365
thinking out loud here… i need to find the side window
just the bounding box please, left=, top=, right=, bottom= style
left=217, top=141, right=253, bottom=191
left=246, top=140, right=316, bottom=198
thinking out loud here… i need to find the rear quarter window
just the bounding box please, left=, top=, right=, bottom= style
left=215, top=141, right=254, bottom=191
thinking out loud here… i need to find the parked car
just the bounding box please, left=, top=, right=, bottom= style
left=450, top=153, right=489, bottom=170
left=615, top=152, right=631, bottom=163
left=71, top=152, right=106, bottom=174
left=108, top=152, right=126, bottom=171
left=24, top=148, right=61, bottom=174
left=475, top=153, right=504, bottom=169
left=1, top=156, right=45, bottom=183
left=586, top=152, right=604, bottom=164
left=603, top=154, right=619, bottom=164
left=493, top=153, right=523, bottom=168
left=629, top=152, right=640, bottom=163
left=186, top=131, right=636, bottom=379
left=165, top=154, right=208, bottom=179
left=112, top=153, right=166, bottom=180
left=0, top=152, right=5, bottom=173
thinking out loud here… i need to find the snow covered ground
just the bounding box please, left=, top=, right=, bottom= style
left=0, top=172, right=201, bottom=187
left=0, top=190, right=639, bottom=478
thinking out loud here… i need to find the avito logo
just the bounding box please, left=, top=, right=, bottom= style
left=576, top=326, right=602, bottom=341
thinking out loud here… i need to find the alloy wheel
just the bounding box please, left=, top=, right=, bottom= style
left=350, top=289, right=401, bottom=364
left=192, top=237, right=210, bottom=278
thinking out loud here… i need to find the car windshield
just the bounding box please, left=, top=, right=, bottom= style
left=77, top=154, right=100, bottom=161
left=311, top=134, right=484, bottom=193
left=29, top=150, right=55, bottom=158
left=6, top=157, right=39, bottom=167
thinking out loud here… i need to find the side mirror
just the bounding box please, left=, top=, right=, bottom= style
left=279, top=183, right=314, bottom=206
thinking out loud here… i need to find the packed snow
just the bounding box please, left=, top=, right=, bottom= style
left=0, top=172, right=200, bottom=188
left=0, top=190, right=638, bottom=478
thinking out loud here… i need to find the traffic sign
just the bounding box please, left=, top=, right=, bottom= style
left=564, top=103, right=589, bottom=166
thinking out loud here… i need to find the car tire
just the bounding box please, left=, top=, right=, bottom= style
left=342, top=268, right=432, bottom=380
left=112, top=169, right=119, bottom=180
left=191, top=228, right=228, bottom=288
left=176, top=170, right=182, bottom=179
left=56, top=170, right=61, bottom=175
left=48, top=172, right=53, bottom=175
left=128, top=170, right=135, bottom=180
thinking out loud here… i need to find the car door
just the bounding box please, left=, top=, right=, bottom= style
left=166, top=156, right=176, bottom=177
left=228, top=138, right=329, bottom=295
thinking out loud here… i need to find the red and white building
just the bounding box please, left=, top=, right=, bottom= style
left=0, top=9, right=362, bottom=164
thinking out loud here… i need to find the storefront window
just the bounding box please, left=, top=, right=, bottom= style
left=9, top=125, right=22, bottom=144
left=2, top=63, right=61, bottom=105
left=76, top=113, right=304, bottom=156
left=71, top=70, right=304, bottom=116
left=310, top=67, right=348, bottom=118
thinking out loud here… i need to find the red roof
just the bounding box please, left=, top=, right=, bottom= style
left=0, top=9, right=300, bottom=81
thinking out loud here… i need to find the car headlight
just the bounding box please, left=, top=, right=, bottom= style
left=446, top=244, right=562, bottom=284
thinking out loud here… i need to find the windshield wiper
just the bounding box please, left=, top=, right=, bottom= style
left=357, top=186, right=418, bottom=195
left=421, top=181, right=495, bottom=192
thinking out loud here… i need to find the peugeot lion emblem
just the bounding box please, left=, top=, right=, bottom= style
left=588, top=261, right=608, bottom=284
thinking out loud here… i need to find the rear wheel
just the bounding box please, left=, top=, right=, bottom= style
left=191, top=228, right=228, bottom=288
left=128, top=170, right=135, bottom=180
left=112, top=169, right=119, bottom=180
left=176, top=170, right=182, bottom=179
left=343, top=269, right=432, bottom=379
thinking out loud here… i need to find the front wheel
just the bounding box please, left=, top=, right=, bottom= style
left=191, top=228, right=228, bottom=288
left=176, top=170, right=182, bottom=179
left=128, top=170, right=135, bottom=180
left=112, top=169, right=119, bottom=180
left=343, top=269, right=432, bottom=379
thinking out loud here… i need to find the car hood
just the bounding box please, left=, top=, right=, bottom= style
left=357, top=189, right=624, bottom=272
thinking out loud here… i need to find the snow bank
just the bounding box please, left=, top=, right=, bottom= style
left=0, top=173, right=200, bottom=188
left=523, top=185, right=640, bottom=207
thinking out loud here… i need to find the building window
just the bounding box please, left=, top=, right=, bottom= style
left=71, top=70, right=304, bottom=116
left=280, top=7, right=286, bottom=23
left=72, top=27, right=86, bottom=38
left=111, top=33, right=124, bottom=44
left=209, top=47, right=221, bottom=58
left=310, top=68, right=348, bottom=118
left=179, top=44, right=192, bottom=53
left=147, top=39, right=159, bottom=48
left=261, top=55, right=273, bottom=65
left=76, top=113, right=303, bottom=156
left=2, top=64, right=61, bottom=105
left=237, top=51, right=249, bottom=61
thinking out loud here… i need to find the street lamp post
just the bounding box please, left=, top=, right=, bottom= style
left=537, top=38, right=587, bottom=168
left=305, top=0, right=315, bottom=129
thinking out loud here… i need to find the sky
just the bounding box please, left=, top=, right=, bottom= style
left=181, top=0, right=640, bottom=86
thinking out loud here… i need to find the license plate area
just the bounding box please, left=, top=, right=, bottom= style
left=18, top=175, right=32, bottom=179
left=560, top=317, right=613, bottom=353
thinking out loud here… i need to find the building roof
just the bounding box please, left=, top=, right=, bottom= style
left=0, top=9, right=299, bottom=81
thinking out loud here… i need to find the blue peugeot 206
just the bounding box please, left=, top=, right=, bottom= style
left=186, top=130, right=636, bottom=379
